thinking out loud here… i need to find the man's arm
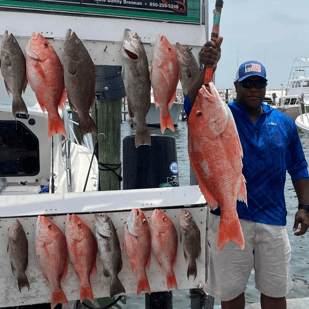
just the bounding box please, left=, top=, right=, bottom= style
left=187, top=37, right=223, bottom=104
left=293, top=178, right=309, bottom=236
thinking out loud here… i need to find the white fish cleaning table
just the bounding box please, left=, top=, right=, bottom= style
left=0, top=185, right=208, bottom=307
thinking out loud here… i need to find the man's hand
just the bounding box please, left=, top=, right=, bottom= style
left=293, top=209, right=309, bottom=236
left=199, top=37, right=223, bottom=71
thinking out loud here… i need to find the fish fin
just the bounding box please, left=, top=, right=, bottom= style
left=110, top=276, right=126, bottom=297
left=103, top=266, right=110, bottom=277
left=79, top=115, right=98, bottom=141
left=12, top=96, right=28, bottom=117
left=166, top=272, right=178, bottom=290
left=135, top=125, right=151, bottom=148
left=118, top=258, right=123, bottom=273
left=217, top=216, right=244, bottom=251
left=18, top=272, right=30, bottom=293
left=7, top=243, right=9, bottom=252
left=237, top=175, right=247, bottom=206
left=59, top=89, right=67, bottom=110
left=4, top=80, right=11, bottom=95
left=172, top=251, right=177, bottom=268
left=47, top=114, right=67, bottom=139
left=130, top=260, right=136, bottom=274
left=37, top=100, right=47, bottom=113
left=22, top=78, right=28, bottom=93
left=187, top=259, right=197, bottom=280
left=160, top=111, right=174, bottom=134
left=51, top=288, right=68, bottom=309
left=137, top=276, right=151, bottom=295
left=183, top=250, right=187, bottom=261
left=127, top=99, right=134, bottom=118
left=179, top=233, right=182, bottom=243
left=80, top=284, right=94, bottom=302
left=60, top=257, right=69, bottom=283
left=168, top=92, right=176, bottom=109
left=146, top=250, right=151, bottom=270
left=91, top=263, right=97, bottom=277
left=10, top=261, right=16, bottom=276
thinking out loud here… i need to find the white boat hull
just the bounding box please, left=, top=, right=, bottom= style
left=295, top=113, right=309, bottom=136
left=146, top=102, right=184, bottom=127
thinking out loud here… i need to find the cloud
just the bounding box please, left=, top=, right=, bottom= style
left=270, top=13, right=309, bottom=25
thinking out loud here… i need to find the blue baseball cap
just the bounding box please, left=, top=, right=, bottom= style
left=235, top=60, right=267, bottom=82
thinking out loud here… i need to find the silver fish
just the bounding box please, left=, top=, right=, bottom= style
left=121, top=29, right=151, bottom=148
left=179, top=209, right=201, bottom=280
left=1, top=31, right=28, bottom=117
left=62, top=29, right=97, bottom=141
left=7, top=219, right=30, bottom=292
left=175, top=43, right=200, bottom=97
left=95, top=214, right=125, bottom=297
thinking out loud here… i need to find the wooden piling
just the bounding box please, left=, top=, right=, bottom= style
left=91, top=98, right=122, bottom=191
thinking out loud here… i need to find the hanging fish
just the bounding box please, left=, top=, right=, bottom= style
left=95, top=214, right=125, bottom=297
left=25, top=33, right=67, bottom=139
left=7, top=219, right=30, bottom=292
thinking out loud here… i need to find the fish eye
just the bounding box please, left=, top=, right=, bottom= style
left=163, top=217, right=167, bottom=222
left=76, top=39, right=80, bottom=44
left=44, top=42, right=48, bottom=48
left=142, top=219, right=146, bottom=224
left=48, top=224, right=52, bottom=230
left=196, top=110, right=202, bottom=117
left=78, top=223, right=82, bottom=228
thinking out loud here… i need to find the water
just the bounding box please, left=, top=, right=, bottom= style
left=119, top=118, right=309, bottom=308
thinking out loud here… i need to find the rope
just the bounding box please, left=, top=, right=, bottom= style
left=81, top=296, right=123, bottom=309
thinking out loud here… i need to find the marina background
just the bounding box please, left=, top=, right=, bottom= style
left=119, top=116, right=309, bottom=308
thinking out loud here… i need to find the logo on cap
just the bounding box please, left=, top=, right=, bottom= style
left=245, top=63, right=261, bottom=73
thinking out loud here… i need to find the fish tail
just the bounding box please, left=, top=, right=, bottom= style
left=48, top=115, right=67, bottom=139
left=166, top=271, right=178, bottom=290
left=110, top=275, right=126, bottom=297
left=160, top=112, right=174, bottom=134
left=79, top=115, right=98, bottom=141
left=137, top=276, right=151, bottom=295
left=187, top=259, right=197, bottom=280
left=12, top=96, right=28, bottom=117
left=51, top=288, right=68, bottom=309
left=217, top=216, right=244, bottom=251
left=80, top=284, right=94, bottom=302
left=17, top=272, right=30, bottom=292
left=135, top=124, right=151, bottom=148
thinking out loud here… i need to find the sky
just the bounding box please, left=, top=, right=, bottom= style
left=208, top=0, right=309, bottom=90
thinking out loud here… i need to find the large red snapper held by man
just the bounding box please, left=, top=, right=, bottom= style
left=65, top=214, right=98, bottom=303
left=122, top=208, right=152, bottom=295
left=35, top=215, right=69, bottom=308
left=25, top=33, right=67, bottom=139
left=149, top=209, right=178, bottom=290
left=150, top=34, right=180, bottom=134
left=188, top=82, right=247, bottom=251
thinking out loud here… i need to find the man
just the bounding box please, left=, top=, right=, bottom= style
left=184, top=37, right=309, bottom=309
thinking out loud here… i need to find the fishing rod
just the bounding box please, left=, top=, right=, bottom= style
left=204, top=0, right=224, bottom=85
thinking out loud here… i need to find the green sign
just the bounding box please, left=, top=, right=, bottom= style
left=0, top=0, right=201, bottom=23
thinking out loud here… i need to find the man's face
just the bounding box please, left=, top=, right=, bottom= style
left=234, top=76, right=267, bottom=110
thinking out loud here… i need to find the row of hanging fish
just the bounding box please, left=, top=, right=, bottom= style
left=0, top=29, right=98, bottom=140
left=121, top=28, right=200, bottom=148
left=7, top=209, right=201, bottom=308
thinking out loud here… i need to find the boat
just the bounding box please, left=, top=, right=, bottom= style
left=0, top=78, right=98, bottom=195
left=295, top=96, right=309, bottom=136
left=275, top=58, right=309, bottom=121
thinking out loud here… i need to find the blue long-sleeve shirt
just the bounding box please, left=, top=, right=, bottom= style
left=184, top=95, right=309, bottom=226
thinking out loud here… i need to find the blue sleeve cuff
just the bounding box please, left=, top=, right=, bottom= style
left=184, top=94, right=193, bottom=117
left=290, top=168, right=309, bottom=182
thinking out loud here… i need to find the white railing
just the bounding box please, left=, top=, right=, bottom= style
left=297, top=93, right=309, bottom=124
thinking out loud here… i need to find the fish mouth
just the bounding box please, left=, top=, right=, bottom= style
left=122, top=29, right=139, bottom=61
left=66, top=29, right=73, bottom=40
left=126, top=209, right=138, bottom=236
left=25, top=33, right=39, bottom=60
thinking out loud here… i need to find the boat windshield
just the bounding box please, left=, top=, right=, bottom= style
left=0, top=121, right=40, bottom=177
left=303, top=81, right=309, bottom=87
